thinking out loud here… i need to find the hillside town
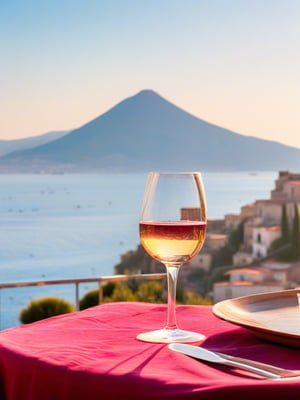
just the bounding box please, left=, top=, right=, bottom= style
left=192, top=170, right=300, bottom=302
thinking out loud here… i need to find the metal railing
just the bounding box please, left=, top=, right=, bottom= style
left=0, top=273, right=167, bottom=323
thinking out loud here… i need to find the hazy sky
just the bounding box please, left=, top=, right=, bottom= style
left=1, top=0, right=299, bottom=148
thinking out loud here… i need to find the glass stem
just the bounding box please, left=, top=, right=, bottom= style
left=165, top=264, right=181, bottom=330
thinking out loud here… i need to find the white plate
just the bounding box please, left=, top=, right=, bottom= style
left=213, top=289, right=300, bottom=348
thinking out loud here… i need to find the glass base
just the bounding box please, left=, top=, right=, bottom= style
left=136, top=328, right=206, bottom=344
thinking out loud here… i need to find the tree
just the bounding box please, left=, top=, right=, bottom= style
left=271, top=204, right=300, bottom=261
left=270, top=204, right=292, bottom=260
left=211, top=246, right=233, bottom=268
left=291, top=204, right=300, bottom=260
left=281, top=203, right=290, bottom=244
left=227, top=220, right=245, bottom=253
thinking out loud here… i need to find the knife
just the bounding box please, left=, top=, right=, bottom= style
left=168, top=343, right=285, bottom=379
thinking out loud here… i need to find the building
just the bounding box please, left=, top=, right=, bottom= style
left=233, top=251, right=254, bottom=266
left=213, top=266, right=285, bottom=302
left=188, top=253, right=211, bottom=272
left=252, top=226, right=281, bottom=258
left=212, top=171, right=300, bottom=302
left=213, top=280, right=284, bottom=303
left=271, top=171, right=300, bottom=200
left=188, top=233, right=228, bottom=271
left=224, top=214, right=241, bottom=230
left=261, top=260, right=291, bottom=285
left=237, top=171, right=300, bottom=262
left=205, top=234, right=227, bottom=250
left=225, top=267, right=272, bottom=283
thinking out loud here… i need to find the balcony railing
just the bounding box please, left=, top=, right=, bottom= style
left=0, top=273, right=167, bottom=329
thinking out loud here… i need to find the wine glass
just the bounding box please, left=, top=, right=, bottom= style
left=137, top=172, right=207, bottom=343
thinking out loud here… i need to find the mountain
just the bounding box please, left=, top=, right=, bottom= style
left=0, top=90, right=300, bottom=173
left=0, top=130, right=68, bottom=157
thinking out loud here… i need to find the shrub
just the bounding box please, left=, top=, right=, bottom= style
left=79, top=282, right=117, bottom=310
left=79, top=279, right=167, bottom=308
left=79, top=289, right=99, bottom=310
left=108, top=282, right=137, bottom=302
left=19, top=296, right=75, bottom=324
left=136, top=280, right=164, bottom=303
left=184, top=291, right=213, bottom=305
left=102, top=281, right=116, bottom=297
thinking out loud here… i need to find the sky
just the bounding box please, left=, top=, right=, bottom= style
left=1, top=0, right=300, bottom=148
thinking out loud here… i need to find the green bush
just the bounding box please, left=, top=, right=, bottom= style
left=19, top=296, right=75, bottom=324
left=79, top=280, right=166, bottom=309
left=79, top=288, right=99, bottom=310
left=79, top=282, right=117, bottom=310
left=184, top=291, right=213, bottom=305
left=102, top=281, right=116, bottom=298
left=136, top=280, right=164, bottom=303
left=108, top=282, right=137, bottom=302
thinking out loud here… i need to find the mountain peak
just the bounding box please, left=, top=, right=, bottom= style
left=124, top=89, right=174, bottom=112
left=132, top=89, right=167, bottom=105
left=136, top=89, right=158, bottom=97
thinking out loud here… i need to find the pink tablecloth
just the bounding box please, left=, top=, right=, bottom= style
left=0, top=302, right=300, bottom=400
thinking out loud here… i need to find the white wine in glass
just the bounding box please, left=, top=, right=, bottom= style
left=137, top=172, right=207, bottom=343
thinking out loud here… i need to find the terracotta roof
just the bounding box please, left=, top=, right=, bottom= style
left=214, top=282, right=229, bottom=286
left=258, top=226, right=280, bottom=231
left=225, top=268, right=261, bottom=275
left=214, top=281, right=254, bottom=286
left=207, top=234, right=227, bottom=239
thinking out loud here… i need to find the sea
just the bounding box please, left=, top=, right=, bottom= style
left=0, top=171, right=278, bottom=330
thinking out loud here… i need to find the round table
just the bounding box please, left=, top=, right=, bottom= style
left=0, top=302, right=300, bottom=400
